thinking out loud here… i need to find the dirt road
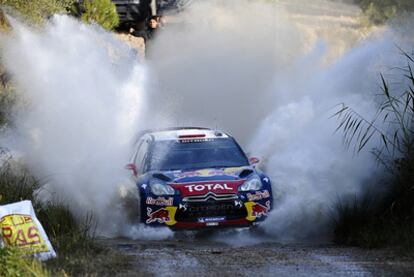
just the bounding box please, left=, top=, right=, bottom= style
left=103, top=235, right=414, bottom=276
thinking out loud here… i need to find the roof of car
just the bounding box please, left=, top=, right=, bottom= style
left=141, top=127, right=230, bottom=141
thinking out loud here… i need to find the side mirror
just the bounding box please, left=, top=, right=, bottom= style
left=125, top=163, right=138, bottom=177
left=249, top=157, right=260, bottom=165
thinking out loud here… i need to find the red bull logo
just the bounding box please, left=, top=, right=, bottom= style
left=247, top=190, right=270, bottom=201
left=245, top=200, right=271, bottom=221
left=146, top=197, right=174, bottom=206
left=146, top=208, right=170, bottom=224
left=251, top=201, right=270, bottom=218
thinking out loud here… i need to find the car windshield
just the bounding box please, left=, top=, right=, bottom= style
left=148, top=138, right=249, bottom=171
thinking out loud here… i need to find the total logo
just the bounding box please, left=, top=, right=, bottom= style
left=172, top=181, right=243, bottom=196
left=184, top=183, right=232, bottom=192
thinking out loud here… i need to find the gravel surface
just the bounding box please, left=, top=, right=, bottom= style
left=102, top=236, right=414, bottom=276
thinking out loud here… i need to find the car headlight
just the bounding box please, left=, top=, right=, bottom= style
left=239, top=176, right=262, bottom=191
left=150, top=181, right=175, bottom=196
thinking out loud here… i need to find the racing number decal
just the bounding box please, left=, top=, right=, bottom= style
left=1, top=214, right=49, bottom=253
left=164, top=207, right=177, bottom=226
left=244, top=201, right=270, bottom=221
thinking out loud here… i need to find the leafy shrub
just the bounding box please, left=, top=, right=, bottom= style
left=0, top=248, right=50, bottom=277
left=80, top=0, right=119, bottom=30
left=353, top=0, right=414, bottom=25
left=0, top=88, right=15, bottom=132
left=363, top=2, right=397, bottom=25
left=0, top=0, right=73, bottom=25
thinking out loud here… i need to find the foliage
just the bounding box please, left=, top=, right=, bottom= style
left=353, top=0, right=414, bottom=25
left=0, top=88, right=14, bottom=128
left=0, top=0, right=74, bottom=25
left=80, top=0, right=119, bottom=30
left=334, top=192, right=414, bottom=248
left=0, top=157, right=132, bottom=275
left=0, top=64, right=16, bottom=127
left=335, top=50, right=414, bottom=172
left=0, top=248, right=50, bottom=277
left=334, top=50, right=414, bottom=247
left=0, top=159, right=38, bottom=204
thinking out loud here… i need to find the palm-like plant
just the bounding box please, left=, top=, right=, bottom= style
left=335, top=50, right=414, bottom=174
left=335, top=50, right=414, bottom=229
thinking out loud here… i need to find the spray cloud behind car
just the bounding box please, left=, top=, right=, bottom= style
left=143, top=0, right=411, bottom=240
left=0, top=15, right=172, bottom=239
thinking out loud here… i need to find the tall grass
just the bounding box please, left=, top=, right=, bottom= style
left=0, top=155, right=131, bottom=275
left=334, top=50, right=414, bottom=248
left=0, top=67, right=15, bottom=128
left=0, top=248, right=50, bottom=277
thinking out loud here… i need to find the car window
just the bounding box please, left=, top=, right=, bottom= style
left=135, top=139, right=148, bottom=172
left=132, top=140, right=142, bottom=164
left=149, top=138, right=249, bottom=171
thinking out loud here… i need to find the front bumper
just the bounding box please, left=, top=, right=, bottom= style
left=143, top=193, right=271, bottom=229
left=173, top=218, right=253, bottom=229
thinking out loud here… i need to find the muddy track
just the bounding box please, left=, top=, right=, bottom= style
left=102, top=237, right=414, bottom=276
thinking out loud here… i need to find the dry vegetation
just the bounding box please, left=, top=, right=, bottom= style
left=334, top=50, right=414, bottom=248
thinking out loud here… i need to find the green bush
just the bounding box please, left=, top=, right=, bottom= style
left=0, top=86, right=16, bottom=131
left=81, top=0, right=119, bottom=30
left=0, top=0, right=74, bottom=25
left=0, top=248, right=50, bottom=277
left=364, top=2, right=396, bottom=25
left=353, top=0, right=414, bottom=25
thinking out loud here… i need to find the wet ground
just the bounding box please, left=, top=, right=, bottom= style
left=103, top=236, right=414, bottom=276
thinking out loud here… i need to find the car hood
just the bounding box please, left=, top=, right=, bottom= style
left=153, top=166, right=254, bottom=183
left=151, top=166, right=254, bottom=196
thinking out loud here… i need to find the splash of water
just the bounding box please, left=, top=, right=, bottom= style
left=146, top=0, right=409, bottom=241
left=0, top=15, right=172, bottom=238
left=1, top=0, right=412, bottom=242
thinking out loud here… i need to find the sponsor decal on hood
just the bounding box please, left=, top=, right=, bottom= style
left=173, top=167, right=246, bottom=180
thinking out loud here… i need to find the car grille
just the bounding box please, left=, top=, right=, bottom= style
left=175, top=200, right=247, bottom=222
left=183, top=192, right=238, bottom=203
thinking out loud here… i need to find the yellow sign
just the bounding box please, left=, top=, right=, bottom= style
left=1, top=214, right=49, bottom=253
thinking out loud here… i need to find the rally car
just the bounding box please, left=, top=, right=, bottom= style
left=126, top=127, right=273, bottom=229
